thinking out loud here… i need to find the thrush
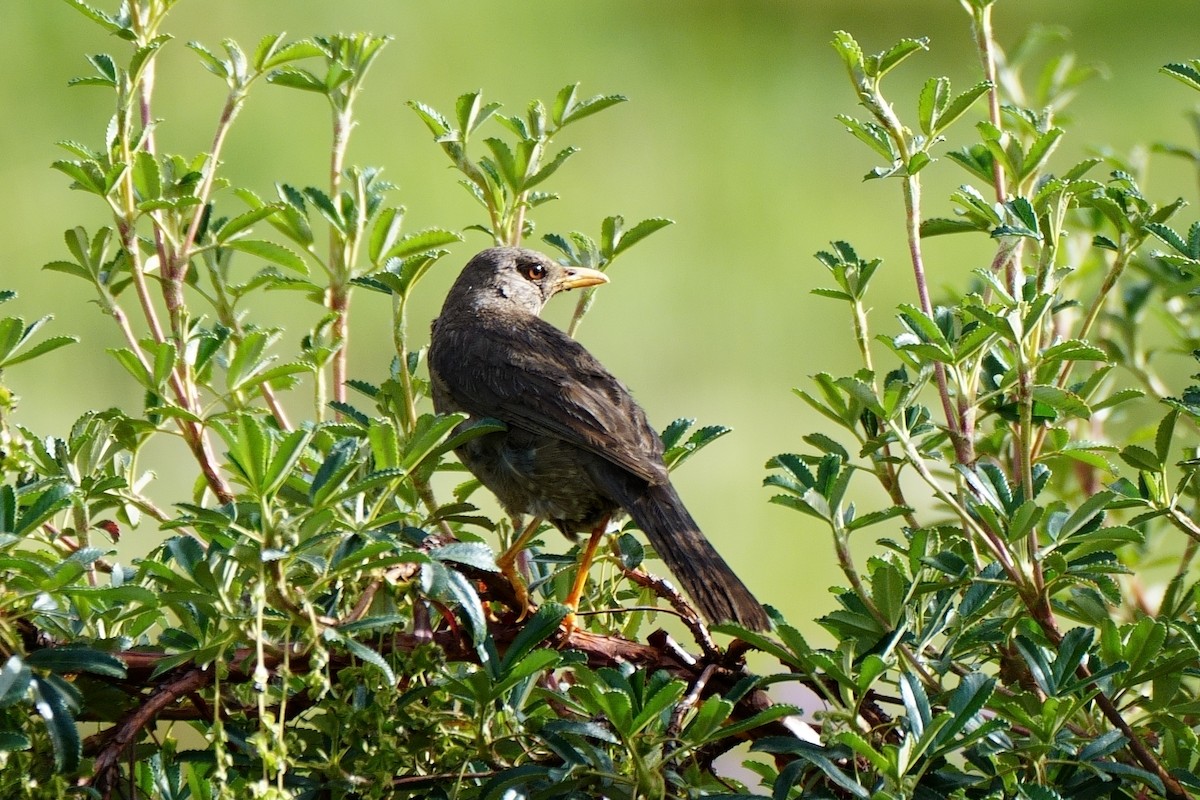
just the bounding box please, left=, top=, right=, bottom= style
left=428, top=246, right=769, bottom=631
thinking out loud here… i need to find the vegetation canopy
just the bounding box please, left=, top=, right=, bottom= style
left=5, top=1, right=1200, bottom=798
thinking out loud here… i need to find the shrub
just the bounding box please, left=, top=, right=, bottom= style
left=4, top=1, right=1200, bottom=799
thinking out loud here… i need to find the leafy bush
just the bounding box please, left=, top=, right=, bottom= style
left=5, top=1, right=1200, bottom=799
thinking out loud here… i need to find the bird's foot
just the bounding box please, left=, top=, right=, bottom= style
left=496, top=550, right=531, bottom=621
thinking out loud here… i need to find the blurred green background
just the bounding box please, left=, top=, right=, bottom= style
left=3, top=1, right=1197, bottom=637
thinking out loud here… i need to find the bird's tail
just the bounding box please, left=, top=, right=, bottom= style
left=622, top=482, right=770, bottom=631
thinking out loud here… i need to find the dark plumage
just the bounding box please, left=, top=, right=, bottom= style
left=428, top=246, right=769, bottom=631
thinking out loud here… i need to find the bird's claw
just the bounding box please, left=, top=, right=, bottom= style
left=497, top=551, right=531, bottom=621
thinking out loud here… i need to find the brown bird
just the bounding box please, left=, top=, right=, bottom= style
left=428, top=246, right=769, bottom=631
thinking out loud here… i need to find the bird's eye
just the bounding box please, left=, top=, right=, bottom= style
left=518, top=261, right=548, bottom=281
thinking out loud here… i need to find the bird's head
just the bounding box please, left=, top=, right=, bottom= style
left=445, top=247, right=609, bottom=316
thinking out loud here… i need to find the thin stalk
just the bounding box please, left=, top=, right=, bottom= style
left=109, top=56, right=235, bottom=503
left=832, top=524, right=940, bottom=692
left=852, top=298, right=873, bottom=373
left=1054, top=239, right=1136, bottom=390
left=901, top=175, right=973, bottom=466
left=391, top=292, right=419, bottom=432
left=852, top=297, right=921, bottom=530
left=329, top=284, right=351, bottom=408
left=566, top=286, right=600, bottom=338
left=327, top=109, right=354, bottom=409
left=891, top=423, right=1020, bottom=582
left=967, top=3, right=1007, bottom=205
left=510, top=195, right=527, bottom=247
left=858, top=67, right=971, bottom=464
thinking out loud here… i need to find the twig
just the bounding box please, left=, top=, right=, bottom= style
left=89, top=667, right=209, bottom=791
left=619, top=564, right=719, bottom=658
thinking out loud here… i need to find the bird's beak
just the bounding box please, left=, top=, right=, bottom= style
left=556, top=266, right=610, bottom=292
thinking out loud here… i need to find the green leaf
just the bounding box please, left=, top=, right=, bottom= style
left=1156, top=410, right=1178, bottom=467
left=900, top=670, right=932, bottom=737
left=266, top=67, right=325, bottom=93
left=26, top=646, right=126, bottom=679
left=1030, top=385, right=1090, bottom=419
left=445, top=568, right=487, bottom=645
left=612, top=217, right=673, bottom=257
left=214, top=205, right=281, bottom=243
left=408, top=100, right=452, bottom=137
left=918, top=76, right=950, bottom=136
left=874, top=37, right=929, bottom=77
left=1120, top=445, right=1161, bottom=472
left=32, top=677, right=81, bottom=773
left=831, top=31, right=865, bottom=75
left=1040, top=340, right=1108, bottom=364
left=262, top=429, right=312, bottom=497
left=17, top=484, right=74, bottom=536
left=1020, top=127, right=1064, bottom=180
left=132, top=151, right=162, bottom=201
left=836, top=115, right=895, bottom=161
left=554, top=87, right=627, bottom=127
left=0, top=655, right=32, bottom=707
left=0, top=335, right=77, bottom=369
left=932, top=80, right=991, bottom=136
left=935, top=672, right=994, bottom=747
left=400, top=413, right=469, bottom=472
left=332, top=632, right=396, bottom=685
left=432, top=542, right=498, bottom=573
left=225, top=239, right=308, bottom=274
left=683, top=695, right=734, bottom=743
left=631, top=679, right=686, bottom=734
left=254, top=35, right=324, bottom=71
left=61, top=0, right=123, bottom=34
left=309, top=438, right=359, bottom=504
left=381, top=228, right=462, bottom=261
left=752, top=738, right=870, bottom=799
left=1162, top=60, right=1200, bottom=93
left=500, top=604, right=569, bottom=673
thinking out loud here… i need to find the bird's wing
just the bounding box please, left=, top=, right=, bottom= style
left=432, top=316, right=668, bottom=486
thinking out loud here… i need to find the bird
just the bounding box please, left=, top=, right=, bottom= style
left=427, top=246, right=769, bottom=632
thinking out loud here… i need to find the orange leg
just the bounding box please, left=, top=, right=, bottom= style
left=562, top=519, right=608, bottom=634
left=497, top=518, right=543, bottom=619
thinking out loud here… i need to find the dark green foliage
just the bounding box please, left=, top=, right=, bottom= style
left=7, top=1, right=1200, bottom=799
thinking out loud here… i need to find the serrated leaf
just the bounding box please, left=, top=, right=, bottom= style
left=266, top=67, right=325, bottom=93
left=1031, top=385, right=1089, bottom=419
left=1147, top=222, right=1190, bottom=256
left=445, top=568, right=487, bottom=645
left=1120, top=444, right=1161, bottom=472
left=557, top=91, right=627, bottom=127
left=874, top=37, right=929, bottom=78
left=1041, top=340, right=1108, bottom=363
left=836, top=115, right=895, bottom=161
left=920, top=216, right=988, bottom=237
left=17, top=484, right=74, bottom=536
left=1020, top=127, right=1064, bottom=180
left=132, top=151, right=162, bottom=201
left=1162, top=61, right=1200, bottom=93
left=26, top=646, right=126, bottom=679
left=0, top=336, right=77, bottom=369
left=932, top=80, right=991, bottom=136
left=32, top=678, right=80, bottom=773
left=336, top=633, right=396, bottom=685
left=225, top=239, right=308, bottom=274
left=523, top=145, right=578, bottom=190
left=382, top=228, right=461, bottom=261
left=501, top=604, right=569, bottom=673
left=214, top=205, right=281, bottom=243
left=432, top=542, right=498, bottom=573
left=918, top=76, right=950, bottom=136
left=612, top=217, right=673, bottom=256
